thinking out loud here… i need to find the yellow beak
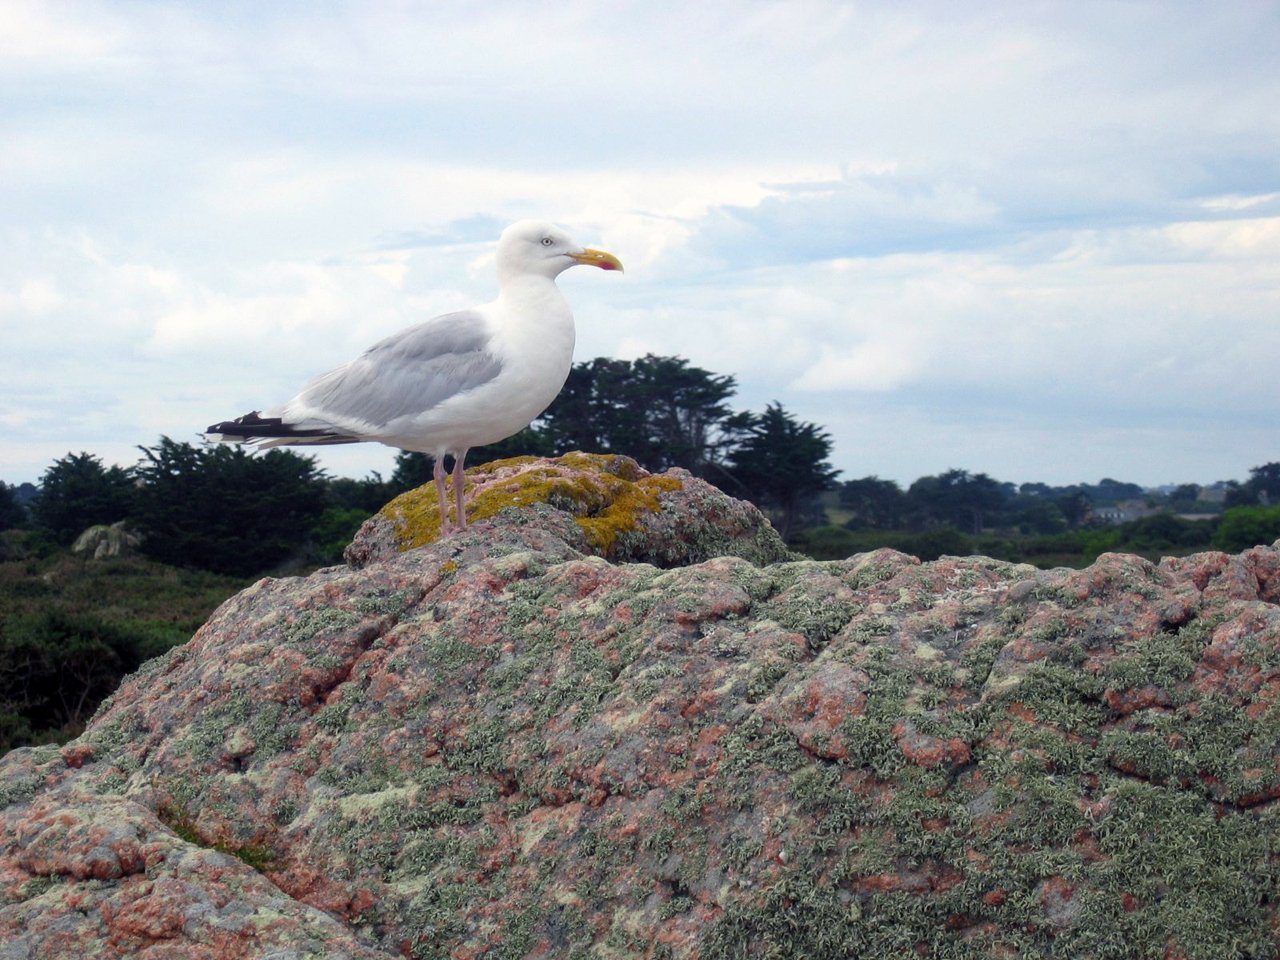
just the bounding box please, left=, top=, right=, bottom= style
left=572, top=248, right=624, bottom=272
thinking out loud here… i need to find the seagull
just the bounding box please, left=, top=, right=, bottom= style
left=205, top=220, right=623, bottom=532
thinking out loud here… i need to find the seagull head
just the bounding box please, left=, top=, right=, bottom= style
left=497, top=220, right=624, bottom=280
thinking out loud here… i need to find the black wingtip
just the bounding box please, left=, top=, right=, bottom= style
left=204, top=411, right=336, bottom=441
left=204, top=412, right=358, bottom=445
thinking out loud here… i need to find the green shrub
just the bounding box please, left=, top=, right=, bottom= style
left=309, top=507, right=372, bottom=566
left=1213, top=505, right=1280, bottom=552
left=0, top=609, right=145, bottom=749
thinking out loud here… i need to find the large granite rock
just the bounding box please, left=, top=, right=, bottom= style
left=3, top=454, right=1279, bottom=958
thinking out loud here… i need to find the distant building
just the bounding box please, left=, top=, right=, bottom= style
left=1089, top=500, right=1160, bottom=525
left=1198, top=484, right=1230, bottom=504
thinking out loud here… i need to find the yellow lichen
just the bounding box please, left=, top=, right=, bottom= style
left=378, top=453, right=684, bottom=558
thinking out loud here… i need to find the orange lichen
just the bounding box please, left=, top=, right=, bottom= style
left=379, top=453, right=683, bottom=559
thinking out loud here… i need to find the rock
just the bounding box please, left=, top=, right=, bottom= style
left=344, top=452, right=796, bottom=569
left=4, top=456, right=1280, bottom=958
left=71, top=521, right=143, bottom=560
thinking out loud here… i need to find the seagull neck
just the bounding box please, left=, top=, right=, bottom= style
left=495, top=272, right=568, bottom=311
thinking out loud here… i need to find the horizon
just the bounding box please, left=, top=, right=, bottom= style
left=2, top=438, right=1267, bottom=495
left=3, top=3, right=1278, bottom=489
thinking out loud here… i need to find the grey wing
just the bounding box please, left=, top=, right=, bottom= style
left=289, top=311, right=504, bottom=429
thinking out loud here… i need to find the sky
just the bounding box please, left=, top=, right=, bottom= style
left=2, top=1, right=1279, bottom=490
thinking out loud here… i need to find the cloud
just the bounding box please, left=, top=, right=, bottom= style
left=2, top=1, right=1279, bottom=488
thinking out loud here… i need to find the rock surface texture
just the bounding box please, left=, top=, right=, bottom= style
left=3, top=454, right=1280, bottom=959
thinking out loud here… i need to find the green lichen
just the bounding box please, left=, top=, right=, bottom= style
left=352, top=588, right=417, bottom=617
left=18, top=874, right=62, bottom=900
left=282, top=607, right=361, bottom=646
left=0, top=773, right=41, bottom=808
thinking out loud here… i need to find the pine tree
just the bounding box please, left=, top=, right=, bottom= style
left=133, top=437, right=327, bottom=576
left=33, top=452, right=137, bottom=545
left=727, top=403, right=839, bottom=540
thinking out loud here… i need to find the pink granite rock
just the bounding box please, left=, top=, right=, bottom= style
left=3, top=457, right=1279, bottom=958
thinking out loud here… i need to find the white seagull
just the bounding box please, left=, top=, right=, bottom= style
left=205, top=220, right=623, bottom=532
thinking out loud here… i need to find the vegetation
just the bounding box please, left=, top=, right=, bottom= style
left=539, top=354, right=755, bottom=479
left=0, top=482, right=28, bottom=531
left=1213, top=504, right=1280, bottom=553
left=0, top=538, right=246, bottom=751
left=1223, top=462, right=1280, bottom=508
left=725, top=403, right=839, bottom=539
left=801, top=465, right=1278, bottom=567
left=796, top=515, right=1220, bottom=566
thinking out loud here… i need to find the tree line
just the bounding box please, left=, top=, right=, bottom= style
left=838, top=466, right=1280, bottom=537
left=805, top=463, right=1280, bottom=563
left=3, top=353, right=1279, bottom=578
left=0, top=355, right=840, bottom=575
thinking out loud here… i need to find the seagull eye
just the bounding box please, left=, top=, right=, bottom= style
left=540, top=237, right=553, bottom=246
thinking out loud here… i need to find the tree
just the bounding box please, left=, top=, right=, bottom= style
left=1249, top=463, right=1280, bottom=504
left=326, top=473, right=396, bottom=514
left=1085, top=478, right=1146, bottom=504
left=133, top=437, right=328, bottom=576
left=726, top=403, right=839, bottom=540
left=1164, top=483, right=1204, bottom=514
left=1055, top=491, right=1091, bottom=528
left=907, top=469, right=1008, bottom=535
left=0, top=482, right=28, bottom=530
left=32, top=452, right=137, bottom=545
left=839, top=477, right=908, bottom=529
left=1225, top=463, right=1280, bottom=508
left=540, top=355, right=754, bottom=480
left=1012, top=498, right=1069, bottom=535
left=389, top=452, right=435, bottom=493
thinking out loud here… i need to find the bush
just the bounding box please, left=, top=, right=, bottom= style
left=908, top=527, right=973, bottom=562
left=309, top=507, right=372, bottom=566
left=1213, top=505, right=1280, bottom=553
left=0, top=609, right=146, bottom=749
left=1120, top=514, right=1213, bottom=552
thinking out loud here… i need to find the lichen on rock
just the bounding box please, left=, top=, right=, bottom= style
left=4, top=454, right=1280, bottom=959
left=345, top=452, right=795, bottom=569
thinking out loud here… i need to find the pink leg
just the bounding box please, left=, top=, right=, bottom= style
left=433, top=456, right=454, bottom=532
left=452, top=450, right=469, bottom=530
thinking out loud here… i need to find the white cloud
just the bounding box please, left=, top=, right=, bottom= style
left=796, top=342, right=923, bottom=394
left=0, top=0, right=122, bottom=64
left=2, top=1, right=1279, bottom=488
